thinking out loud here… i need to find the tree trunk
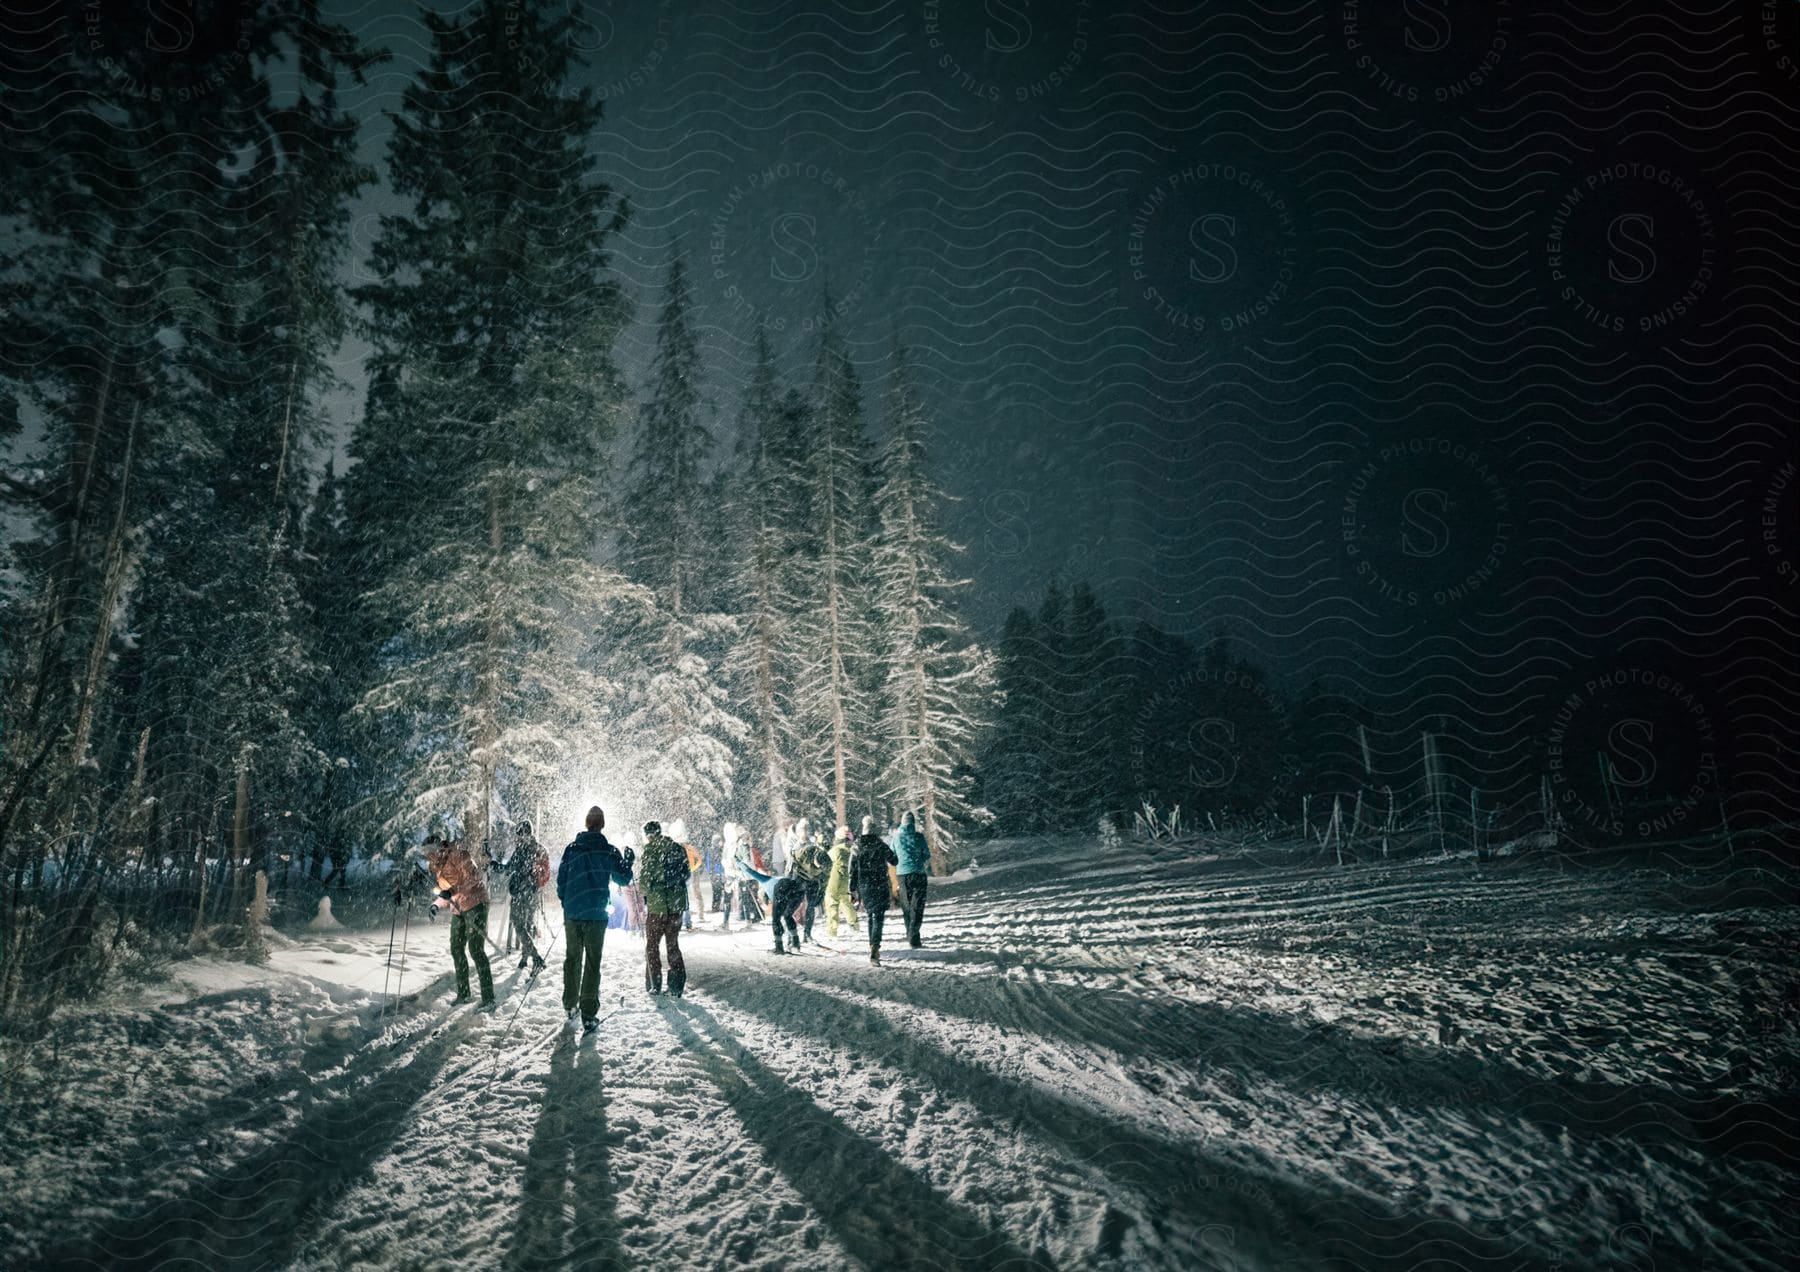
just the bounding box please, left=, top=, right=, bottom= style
left=245, top=869, right=269, bottom=964
left=472, top=493, right=504, bottom=866
left=228, top=753, right=251, bottom=917
left=121, top=727, right=149, bottom=869
left=753, top=544, right=790, bottom=834
left=823, top=526, right=851, bottom=832
left=191, top=838, right=209, bottom=946
left=69, top=401, right=140, bottom=768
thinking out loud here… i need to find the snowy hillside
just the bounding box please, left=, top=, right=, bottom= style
left=2, top=835, right=1794, bottom=1271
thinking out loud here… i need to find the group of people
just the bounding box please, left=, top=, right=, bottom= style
left=729, top=813, right=932, bottom=963
left=407, top=805, right=935, bottom=1034
left=411, top=821, right=551, bottom=1009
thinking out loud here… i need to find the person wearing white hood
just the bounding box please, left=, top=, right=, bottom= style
left=718, top=822, right=743, bottom=931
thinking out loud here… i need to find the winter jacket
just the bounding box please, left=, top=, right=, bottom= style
left=425, top=842, right=488, bottom=915
left=741, top=863, right=782, bottom=900
left=826, top=838, right=853, bottom=892
left=558, top=830, right=633, bottom=922
left=506, top=836, right=548, bottom=895
left=848, top=834, right=897, bottom=900
left=790, top=840, right=829, bottom=883
left=895, top=825, right=930, bottom=876
left=638, top=833, right=691, bottom=916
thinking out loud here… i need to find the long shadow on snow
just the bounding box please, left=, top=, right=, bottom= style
left=506, top=1034, right=626, bottom=1271
left=706, top=969, right=1551, bottom=1272
left=824, top=958, right=1797, bottom=1164
left=665, top=1000, right=1052, bottom=1272
left=37, top=1005, right=474, bottom=1272
left=6, top=971, right=461, bottom=1268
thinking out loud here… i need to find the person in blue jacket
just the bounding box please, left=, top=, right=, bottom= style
left=557, top=806, right=634, bottom=1032
left=894, top=811, right=931, bottom=949
left=742, top=860, right=806, bottom=955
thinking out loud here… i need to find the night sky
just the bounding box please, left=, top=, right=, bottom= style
left=47, top=0, right=1800, bottom=822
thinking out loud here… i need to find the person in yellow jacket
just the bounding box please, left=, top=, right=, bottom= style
left=824, top=823, right=859, bottom=938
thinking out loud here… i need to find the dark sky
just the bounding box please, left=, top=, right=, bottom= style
left=310, top=0, right=1797, bottom=818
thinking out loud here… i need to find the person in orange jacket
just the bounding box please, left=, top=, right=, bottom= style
left=670, top=818, right=705, bottom=930
left=422, top=832, right=495, bottom=1007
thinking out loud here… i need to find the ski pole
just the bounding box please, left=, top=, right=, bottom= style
left=395, top=899, right=413, bottom=1008
left=490, top=919, right=560, bottom=1056
left=382, top=891, right=401, bottom=1012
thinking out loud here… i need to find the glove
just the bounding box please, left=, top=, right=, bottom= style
left=437, top=888, right=454, bottom=901
left=622, top=847, right=635, bottom=867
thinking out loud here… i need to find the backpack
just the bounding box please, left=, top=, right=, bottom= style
left=531, top=848, right=550, bottom=891
left=658, top=839, right=688, bottom=890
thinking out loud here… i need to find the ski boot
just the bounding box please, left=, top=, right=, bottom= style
left=870, top=949, right=881, bottom=966
left=647, top=971, right=663, bottom=995
left=668, top=969, right=685, bottom=999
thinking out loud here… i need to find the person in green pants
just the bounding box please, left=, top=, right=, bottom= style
left=556, top=806, right=635, bottom=1032
left=424, top=834, right=495, bottom=1008
left=823, top=825, right=859, bottom=939
left=637, top=821, right=690, bottom=996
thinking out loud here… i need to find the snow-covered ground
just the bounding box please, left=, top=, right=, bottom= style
left=2, top=835, right=1795, bottom=1270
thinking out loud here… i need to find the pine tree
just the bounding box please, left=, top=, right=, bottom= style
left=1062, top=581, right=1127, bottom=820
left=128, top=20, right=380, bottom=881
left=871, top=343, right=995, bottom=869
left=298, top=463, right=359, bottom=882
left=725, top=328, right=805, bottom=837
left=347, top=0, right=637, bottom=853
left=0, top=3, right=379, bottom=1013
left=790, top=303, right=881, bottom=830
left=618, top=251, right=745, bottom=823
left=977, top=606, right=1050, bottom=833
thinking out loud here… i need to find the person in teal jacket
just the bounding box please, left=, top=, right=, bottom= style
left=894, top=811, right=931, bottom=949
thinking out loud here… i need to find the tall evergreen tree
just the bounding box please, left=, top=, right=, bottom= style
left=298, top=462, right=359, bottom=882
left=790, top=302, right=881, bottom=830
left=129, top=20, right=380, bottom=880
left=726, top=328, right=805, bottom=838
left=871, top=343, right=995, bottom=870
left=1061, top=581, right=1128, bottom=820
left=346, top=0, right=637, bottom=852
left=977, top=606, right=1050, bottom=833
left=618, top=251, right=744, bottom=822
left=0, top=2, right=380, bottom=1015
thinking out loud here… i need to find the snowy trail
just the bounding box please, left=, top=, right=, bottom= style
left=4, top=836, right=1795, bottom=1270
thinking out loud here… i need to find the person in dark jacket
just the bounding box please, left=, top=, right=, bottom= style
left=894, top=811, right=931, bottom=949
left=423, top=834, right=495, bottom=1007
left=503, top=821, right=549, bottom=973
left=557, top=806, right=634, bottom=1031
left=788, top=829, right=830, bottom=944
left=743, top=862, right=806, bottom=954
left=848, top=815, right=898, bottom=964
left=638, top=821, right=689, bottom=996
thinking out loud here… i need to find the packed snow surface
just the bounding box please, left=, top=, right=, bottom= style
left=2, top=836, right=1794, bottom=1270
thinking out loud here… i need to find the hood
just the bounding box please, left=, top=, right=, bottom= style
left=568, top=830, right=613, bottom=853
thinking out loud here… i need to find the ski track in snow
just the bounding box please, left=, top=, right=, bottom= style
left=2, top=836, right=1796, bottom=1270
